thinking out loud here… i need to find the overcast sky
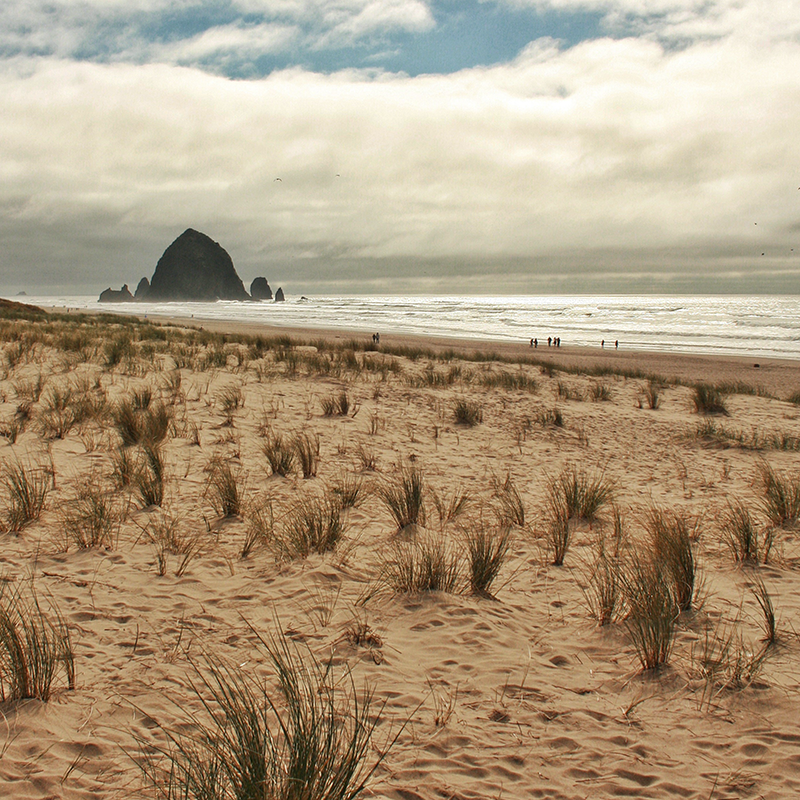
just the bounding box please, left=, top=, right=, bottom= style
left=2, top=0, right=799, bottom=295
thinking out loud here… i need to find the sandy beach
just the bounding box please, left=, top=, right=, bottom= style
left=1, top=303, right=800, bottom=799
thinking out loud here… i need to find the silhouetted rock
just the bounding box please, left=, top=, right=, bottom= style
left=250, top=277, right=273, bottom=300
left=16, top=291, right=27, bottom=296
left=146, top=229, right=250, bottom=302
left=99, top=285, right=135, bottom=303
left=275, top=287, right=285, bottom=302
left=135, top=277, right=150, bottom=300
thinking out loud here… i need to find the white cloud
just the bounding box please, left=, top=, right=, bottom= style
left=0, top=0, right=435, bottom=65
left=499, top=0, right=800, bottom=43
left=158, top=22, right=299, bottom=62
left=1, top=2, right=800, bottom=291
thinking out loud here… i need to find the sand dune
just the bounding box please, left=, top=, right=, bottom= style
left=0, top=308, right=799, bottom=799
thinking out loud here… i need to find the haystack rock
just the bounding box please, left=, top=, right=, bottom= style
left=135, top=277, right=150, bottom=299
left=146, top=229, right=250, bottom=302
left=275, top=287, right=285, bottom=302
left=99, top=284, right=134, bottom=303
left=250, top=277, right=273, bottom=300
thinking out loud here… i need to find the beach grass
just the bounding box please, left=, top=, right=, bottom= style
left=378, top=465, right=426, bottom=532
left=0, top=584, right=74, bottom=702
left=139, top=635, right=390, bottom=800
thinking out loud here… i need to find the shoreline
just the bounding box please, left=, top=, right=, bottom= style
left=46, top=305, right=800, bottom=398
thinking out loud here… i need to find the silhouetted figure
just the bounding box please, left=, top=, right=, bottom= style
left=534, top=338, right=538, bottom=348
left=548, top=337, right=552, bottom=347
left=615, top=340, right=618, bottom=349
left=601, top=340, right=604, bottom=348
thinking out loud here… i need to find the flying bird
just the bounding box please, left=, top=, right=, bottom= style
left=274, top=177, right=282, bottom=182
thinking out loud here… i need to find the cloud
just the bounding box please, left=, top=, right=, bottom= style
left=497, top=0, right=800, bottom=43
left=1, top=0, right=799, bottom=293
left=0, top=0, right=435, bottom=69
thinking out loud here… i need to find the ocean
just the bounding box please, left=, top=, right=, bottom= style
left=14, top=294, right=800, bottom=361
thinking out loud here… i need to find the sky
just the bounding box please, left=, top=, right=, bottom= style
left=1, top=0, right=800, bottom=296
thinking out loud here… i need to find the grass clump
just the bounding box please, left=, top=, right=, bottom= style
left=721, top=501, right=774, bottom=564
left=752, top=577, right=777, bottom=647
left=134, top=442, right=166, bottom=508
left=382, top=535, right=462, bottom=594
left=277, top=494, right=345, bottom=560
left=263, top=431, right=295, bottom=477
left=453, top=399, right=483, bottom=426
left=217, top=383, right=244, bottom=424
left=692, top=621, right=767, bottom=699
left=645, top=506, right=698, bottom=612
left=581, top=509, right=626, bottom=624
left=556, top=381, right=584, bottom=402
left=693, top=383, right=729, bottom=415
left=590, top=382, right=612, bottom=402
left=143, top=512, right=201, bottom=576
left=619, top=553, right=678, bottom=671
left=492, top=473, right=525, bottom=529
left=431, top=486, right=471, bottom=528
left=59, top=483, right=121, bottom=549
left=321, top=390, right=350, bottom=417
left=205, top=457, right=244, bottom=518
left=548, top=465, right=614, bottom=524
left=378, top=465, right=426, bottom=532
left=464, top=524, right=512, bottom=598
left=242, top=497, right=274, bottom=559
left=2, top=459, right=50, bottom=533
left=139, top=634, right=390, bottom=800
left=638, top=381, right=661, bottom=410
left=0, top=585, right=74, bottom=702
left=329, top=472, right=366, bottom=510
left=112, top=399, right=172, bottom=447
left=293, top=430, right=321, bottom=479
left=547, top=497, right=572, bottom=566
left=758, top=462, right=800, bottom=527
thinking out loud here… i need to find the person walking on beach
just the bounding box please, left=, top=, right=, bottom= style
left=548, top=337, right=552, bottom=347
left=615, top=340, right=618, bottom=349
left=601, top=340, right=605, bottom=348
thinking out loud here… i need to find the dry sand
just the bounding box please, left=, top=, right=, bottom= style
left=1, top=309, right=800, bottom=799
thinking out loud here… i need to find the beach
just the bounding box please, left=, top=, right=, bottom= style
left=1, top=304, right=800, bottom=799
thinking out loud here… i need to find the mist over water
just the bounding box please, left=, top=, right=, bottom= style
left=18, top=295, right=800, bottom=361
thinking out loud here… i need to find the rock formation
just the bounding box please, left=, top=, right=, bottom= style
left=250, top=277, right=273, bottom=300
left=135, top=277, right=150, bottom=300
left=275, top=287, right=285, bottom=302
left=146, top=229, right=250, bottom=302
left=99, top=285, right=135, bottom=303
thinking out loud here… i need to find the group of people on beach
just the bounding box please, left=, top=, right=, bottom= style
left=529, top=336, right=620, bottom=349
left=371, top=332, right=380, bottom=344
left=529, top=337, right=561, bottom=348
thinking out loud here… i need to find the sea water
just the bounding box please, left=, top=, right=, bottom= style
left=14, top=295, right=800, bottom=361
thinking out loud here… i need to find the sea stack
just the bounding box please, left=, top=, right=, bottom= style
left=145, top=229, right=250, bottom=302
left=99, top=284, right=135, bottom=303
left=250, top=277, right=273, bottom=300
left=134, top=277, right=150, bottom=300
left=275, top=287, right=285, bottom=302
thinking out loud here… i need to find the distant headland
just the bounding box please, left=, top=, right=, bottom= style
left=99, top=229, right=284, bottom=303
